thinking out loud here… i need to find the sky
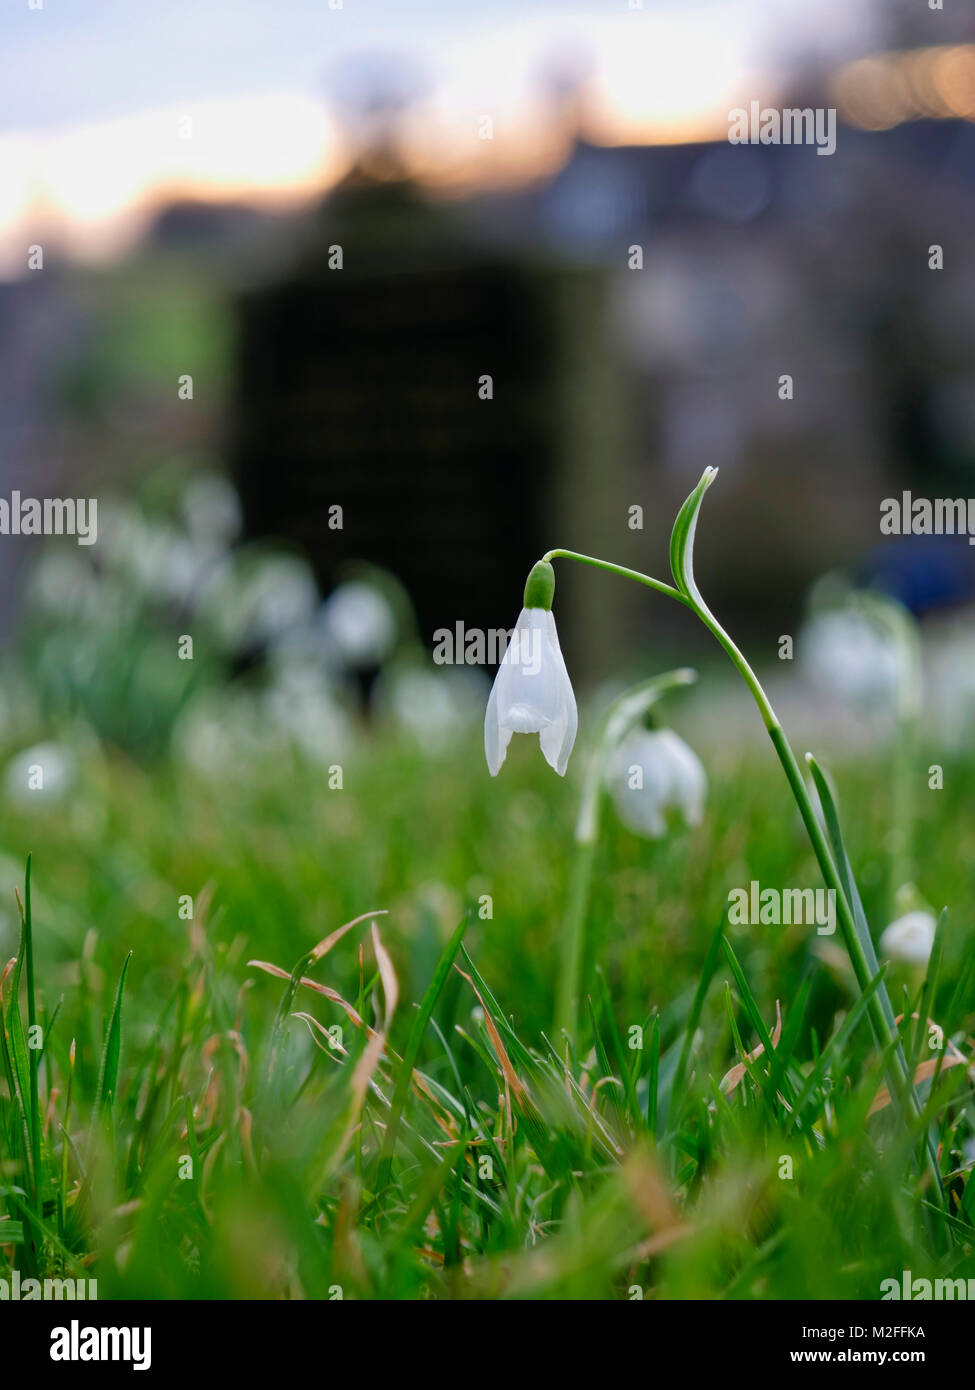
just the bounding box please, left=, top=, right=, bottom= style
left=0, top=0, right=886, bottom=272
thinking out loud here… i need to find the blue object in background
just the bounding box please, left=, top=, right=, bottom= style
left=859, top=536, right=975, bottom=616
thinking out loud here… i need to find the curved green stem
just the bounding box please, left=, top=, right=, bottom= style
left=546, top=548, right=948, bottom=1234
left=543, top=550, right=689, bottom=606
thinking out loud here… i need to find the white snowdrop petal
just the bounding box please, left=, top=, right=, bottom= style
left=606, top=727, right=706, bottom=840
left=483, top=606, right=577, bottom=776
left=539, top=706, right=569, bottom=775
left=659, top=729, right=708, bottom=826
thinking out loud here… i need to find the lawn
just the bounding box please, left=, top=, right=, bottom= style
left=1, top=474, right=974, bottom=1301
left=1, top=692, right=973, bottom=1299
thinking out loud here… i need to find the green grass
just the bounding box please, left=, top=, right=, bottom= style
left=1, top=721, right=974, bottom=1299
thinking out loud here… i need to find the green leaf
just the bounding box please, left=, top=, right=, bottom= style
left=721, top=938, right=797, bottom=1109
left=92, top=951, right=133, bottom=1121
left=806, top=754, right=895, bottom=1034
left=377, top=912, right=470, bottom=1189
left=910, top=906, right=947, bottom=1077
left=787, top=965, right=890, bottom=1132
left=594, top=968, right=639, bottom=1123
left=667, top=908, right=726, bottom=1126
left=4, top=915, right=34, bottom=1195
left=669, top=466, right=718, bottom=602
left=806, top=756, right=947, bottom=1233
left=646, top=1014, right=660, bottom=1140
left=0, top=991, right=33, bottom=1194
left=23, top=855, right=42, bottom=1220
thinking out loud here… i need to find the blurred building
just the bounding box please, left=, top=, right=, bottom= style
left=467, top=109, right=975, bottom=632
left=230, top=169, right=632, bottom=677
left=5, top=46, right=975, bottom=668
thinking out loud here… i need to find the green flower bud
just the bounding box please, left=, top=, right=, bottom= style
left=523, top=560, right=555, bottom=611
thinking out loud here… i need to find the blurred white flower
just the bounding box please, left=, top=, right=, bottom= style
left=198, top=552, right=319, bottom=653
left=173, top=690, right=279, bottom=776
left=27, top=551, right=101, bottom=623
left=263, top=665, right=350, bottom=765
left=605, top=727, right=706, bottom=839
left=801, top=610, right=902, bottom=711
left=320, top=582, right=397, bottom=667
left=4, top=742, right=75, bottom=805
left=182, top=473, right=243, bottom=550
left=879, top=910, right=937, bottom=966
left=136, top=526, right=206, bottom=606
left=97, top=500, right=146, bottom=572
left=382, top=666, right=484, bottom=750
left=928, top=622, right=975, bottom=746
left=96, top=503, right=208, bottom=608
left=485, top=607, right=577, bottom=776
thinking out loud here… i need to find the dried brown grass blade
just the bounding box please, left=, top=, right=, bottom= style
left=455, top=965, right=529, bottom=1108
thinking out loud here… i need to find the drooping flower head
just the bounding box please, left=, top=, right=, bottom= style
left=879, top=909, right=936, bottom=967
left=485, top=560, right=577, bottom=777
left=605, top=726, right=706, bottom=839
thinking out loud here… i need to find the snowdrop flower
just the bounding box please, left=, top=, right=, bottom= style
left=182, top=473, right=243, bottom=550
left=28, top=551, right=101, bottom=624
left=132, top=525, right=205, bottom=607
left=605, top=727, right=706, bottom=839
left=198, top=550, right=319, bottom=653
left=382, top=666, right=485, bottom=751
left=320, top=581, right=397, bottom=667
left=4, top=742, right=76, bottom=805
left=879, top=909, right=936, bottom=967
left=929, top=626, right=975, bottom=747
left=263, top=665, right=350, bottom=765
left=485, top=561, right=577, bottom=776
left=801, top=609, right=902, bottom=711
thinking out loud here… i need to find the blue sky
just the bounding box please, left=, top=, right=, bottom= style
left=0, top=0, right=885, bottom=274
left=2, top=0, right=611, bottom=129
left=2, top=0, right=881, bottom=132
